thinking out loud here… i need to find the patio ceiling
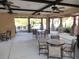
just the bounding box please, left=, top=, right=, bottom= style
left=0, top=0, right=79, bottom=16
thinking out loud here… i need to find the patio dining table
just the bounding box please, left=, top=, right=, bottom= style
left=47, top=39, right=64, bottom=46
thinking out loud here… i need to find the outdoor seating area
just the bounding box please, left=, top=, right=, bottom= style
left=34, top=30, right=77, bottom=59
left=0, top=0, right=79, bottom=59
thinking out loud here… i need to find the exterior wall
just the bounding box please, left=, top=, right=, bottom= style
left=0, top=13, right=31, bottom=37
left=0, top=13, right=15, bottom=37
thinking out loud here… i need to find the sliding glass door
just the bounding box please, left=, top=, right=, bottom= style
left=14, top=17, right=28, bottom=32
left=30, top=18, right=41, bottom=31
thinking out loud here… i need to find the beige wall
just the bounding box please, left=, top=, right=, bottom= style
left=0, top=13, right=16, bottom=37
left=0, top=13, right=31, bottom=37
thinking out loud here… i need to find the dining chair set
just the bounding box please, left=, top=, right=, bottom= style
left=0, top=30, right=11, bottom=41
left=36, top=30, right=76, bottom=59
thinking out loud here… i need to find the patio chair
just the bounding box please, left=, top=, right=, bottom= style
left=38, top=31, right=49, bottom=55
left=62, top=39, right=76, bottom=59
left=51, top=35, right=60, bottom=40
left=0, top=33, right=7, bottom=41
left=32, top=29, right=37, bottom=39
left=47, top=42, right=63, bottom=59
left=6, top=30, right=11, bottom=40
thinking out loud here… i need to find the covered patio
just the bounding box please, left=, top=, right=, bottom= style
left=0, top=0, right=79, bottom=59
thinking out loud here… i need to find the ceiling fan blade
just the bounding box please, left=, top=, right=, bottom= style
left=4, top=1, right=20, bottom=8
left=53, top=12, right=60, bottom=13
left=52, top=8, right=64, bottom=13
left=10, top=4, right=20, bottom=8
left=59, top=10, right=64, bottom=12
left=58, top=7, right=64, bottom=9
left=6, top=1, right=13, bottom=5
left=53, top=11, right=60, bottom=13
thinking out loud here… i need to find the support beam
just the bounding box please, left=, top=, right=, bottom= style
left=58, top=3, right=79, bottom=7
left=32, top=0, right=63, bottom=15
left=22, top=0, right=52, bottom=4
left=23, top=0, right=79, bottom=8
left=32, top=3, right=53, bottom=15
left=12, top=8, right=51, bottom=12
left=0, top=7, right=51, bottom=12
left=1, top=0, right=79, bottom=14
left=32, top=0, right=79, bottom=15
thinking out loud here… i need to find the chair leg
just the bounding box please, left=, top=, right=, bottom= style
left=39, top=47, right=41, bottom=55
left=47, top=44, right=49, bottom=59
left=73, top=50, right=75, bottom=59
left=39, top=44, right=40, bottom=55
left=61, top=47, right=63, bottom=59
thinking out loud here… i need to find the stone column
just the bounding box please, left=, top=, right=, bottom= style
left=77, top=16, right=79, bottom=48
left=78, top=16, right=79, bottom=35
left=40, top=18, right=43, bottom=30
left=70, top=16, right=76, bottom=36
left=58, top=17, right=63, bottom=33
left=51, top=18, right=55, bottom=31
left=28, top=17, right=31, bottom=32
left=46, top=17, right=50, bottom=33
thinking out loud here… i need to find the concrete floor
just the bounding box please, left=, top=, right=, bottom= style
left=0, top=32, right=79, bottom=59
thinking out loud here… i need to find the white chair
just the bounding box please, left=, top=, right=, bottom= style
left=47, top=41, right=63, bottom=59
left=62, top=39, right=76, bottom=59
left=37, top=30, right=49, bottom=55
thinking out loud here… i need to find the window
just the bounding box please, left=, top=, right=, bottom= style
left=30, top=18, right=41, bottom=30
left=14, top=17, right=28, bottom=32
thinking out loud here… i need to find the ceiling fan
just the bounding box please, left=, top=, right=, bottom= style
left=2, top=1, right=20, bottom=8
left=51, top=4, right=64, bottom=13
left=0, top=0, right=20, bottom=14
left=51, top=0, right=64, bottom=13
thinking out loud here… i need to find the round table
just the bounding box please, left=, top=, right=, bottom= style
left=47, top=39, right=64, bottom=46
